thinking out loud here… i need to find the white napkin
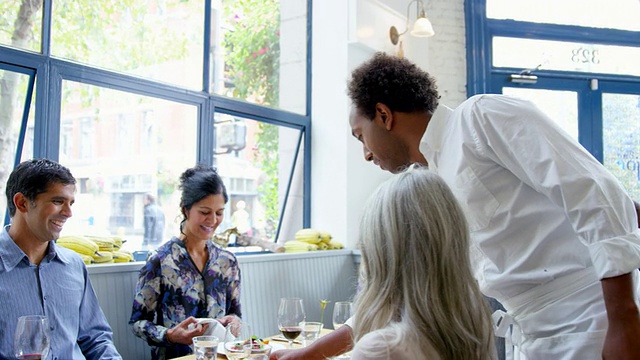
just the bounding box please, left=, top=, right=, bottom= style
left=189, top=318, right=227, bottom=340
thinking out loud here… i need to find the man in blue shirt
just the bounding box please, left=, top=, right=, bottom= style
left=0, top=159, right=121, bottom=359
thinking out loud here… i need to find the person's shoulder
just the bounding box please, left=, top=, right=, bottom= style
left=462, top=93, right=535, bottom=111
left=352, top=329, right=396, bottom=359
left=217, top=246, right=239, bottom=262
left=209, top=243, right=239, bottom=264
left=354, top=328, right=439, bottom=360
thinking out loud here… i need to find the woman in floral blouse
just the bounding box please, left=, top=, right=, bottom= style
left=130, top=164, right=242, bottom=359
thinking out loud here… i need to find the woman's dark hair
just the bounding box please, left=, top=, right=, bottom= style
left=6, top=159, right=76, bottom=217
left=347, top=52, right=440, bottom=120
left=178, top=164, right=228, bottom=230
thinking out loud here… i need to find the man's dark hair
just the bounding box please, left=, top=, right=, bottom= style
left=347, top=52, right=440, bottom=120
left=6, top=159, right=76, bottom=217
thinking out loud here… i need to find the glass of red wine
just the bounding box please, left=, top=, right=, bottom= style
left=277, top=298, right=305, bottom=348
left=14, top=315, right=50, bottom=360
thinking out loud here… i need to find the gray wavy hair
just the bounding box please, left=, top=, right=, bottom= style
left=354, top=166, right=495, bottom=360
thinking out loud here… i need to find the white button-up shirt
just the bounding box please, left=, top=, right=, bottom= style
left=421, top=94, right=640, bottom=301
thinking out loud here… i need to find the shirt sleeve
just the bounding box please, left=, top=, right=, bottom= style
left=77, top=264, right=122, bottom=359
left=468, top=95, right=640, bottom=278
left=130, top=255, right=170, bottom=346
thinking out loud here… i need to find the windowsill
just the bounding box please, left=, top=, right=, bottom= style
left=89, top=248, right=358, bottom=274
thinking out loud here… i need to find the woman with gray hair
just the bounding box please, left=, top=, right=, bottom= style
left=351, top=166, right=495, bottom=360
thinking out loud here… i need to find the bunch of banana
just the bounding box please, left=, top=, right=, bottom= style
left=295, top=228, right=322, bottom=244
left=92, top=251, right=114, bottom=264
left=86, top=235, right=115, bottom=252
left=56, top=236, right=99, bottom=257
left=112, top=250, right=135, bottom=263
left=284, top=240, right=318, bottom=252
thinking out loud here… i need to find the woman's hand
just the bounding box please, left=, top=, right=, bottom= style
left=217, top=314, right=241, bottom=329
left=165, top=316, right=209, bottom=345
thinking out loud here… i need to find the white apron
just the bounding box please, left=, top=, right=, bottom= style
left=491, top=267, right=640, bottom=360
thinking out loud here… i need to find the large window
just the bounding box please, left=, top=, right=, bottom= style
left=466, top=0, right=640, bottom=200
left=0, top=0, right=311, bottom=254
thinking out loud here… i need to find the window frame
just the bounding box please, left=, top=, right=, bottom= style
left=0, top=0, right=313, bottom=236
left=464, top=0, right=640, bottom=162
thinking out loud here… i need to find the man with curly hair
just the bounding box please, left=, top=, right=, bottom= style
left=270, top=52, right=640, bottom=360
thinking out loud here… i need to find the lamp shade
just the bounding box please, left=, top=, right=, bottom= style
left=410, top=16, right=435, bottom=37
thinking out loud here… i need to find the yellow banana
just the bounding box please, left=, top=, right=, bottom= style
left=284, top=240, right=318, bottom=252
left=111, top=236, right=124, bottom=249
left=112, top=250, right=134, bottom=263
left=295, top=229, right=322, bottom=244
left=86, top=235, right=115, bottom=252
left=317, top=243, right=329, bottom=250
left=328, top=240, right=344, bottom=249
left=92, top=251, right=114, bottom=264
left=56, top=236, right=99, bottom=256
left=79, top=254, right=93, bottom=265
left=319, top=231, right=332, bottom=244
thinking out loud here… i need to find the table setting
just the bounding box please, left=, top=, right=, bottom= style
left=172, top=298, right=352, bottom=360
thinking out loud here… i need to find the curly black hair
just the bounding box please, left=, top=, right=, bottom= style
left=347, top=52, right=440, bottom=120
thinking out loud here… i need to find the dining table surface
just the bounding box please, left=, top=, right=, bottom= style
left=171, top=328, right=335, bottom=360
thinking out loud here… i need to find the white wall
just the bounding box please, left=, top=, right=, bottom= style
left=311, top=0, right=467, bottom=247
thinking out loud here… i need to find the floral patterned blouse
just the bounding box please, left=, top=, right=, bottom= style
left=130, top=237, right=242, bottom=360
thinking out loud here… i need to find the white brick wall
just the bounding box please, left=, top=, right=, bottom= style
left=425, top=0, right=467, bottom=107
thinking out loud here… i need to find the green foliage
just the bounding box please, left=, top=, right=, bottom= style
left=223, top=0, right=281, bottom=238
left=51, top=0, right=192, bottom=73
left=222, top=0, right=280, bottom=106
left=254, top=122, right=280, bottom=238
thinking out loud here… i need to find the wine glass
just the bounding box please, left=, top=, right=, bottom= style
left=332, top=301, right=353, bottom=330
left=14, top=315, right=50, bottom=360
left=277, top=298, right=305, bottom=348
left=223, top=321, right=252, bottom=359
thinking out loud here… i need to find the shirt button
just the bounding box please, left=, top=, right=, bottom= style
left=43, top=295, right=47, bottom=300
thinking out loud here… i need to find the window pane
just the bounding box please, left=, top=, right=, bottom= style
left=487, top=0, right=640, bottom=31
left=493, top=37, right=640, bottom=77
left=603, top=93, right=640, bottom=200
left=58, top=80, right=198, bottom=253
left=213, top=114, right=303, bottom=249
left=51, top=0, right=204, bottom=90
left=0, top=69, right=33, bottom=224
left=502, top=88, right=579, bottom=140
left=0, top=0, right=43, bottom=52
left=213, top=0, right=307, bottom=114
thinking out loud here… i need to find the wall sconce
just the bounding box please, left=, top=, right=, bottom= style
left=389, top=0, right=435, bottom=45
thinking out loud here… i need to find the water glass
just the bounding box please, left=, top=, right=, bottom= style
left=224, top=321, right=252, bottom=359
left=193, top=335, right=219, bottom=360
left=332, top=301, right=353, bottom=330
left=300, top=321, right=323, bottom=347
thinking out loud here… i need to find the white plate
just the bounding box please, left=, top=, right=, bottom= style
left=217, top=341, right=286, bottom=357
